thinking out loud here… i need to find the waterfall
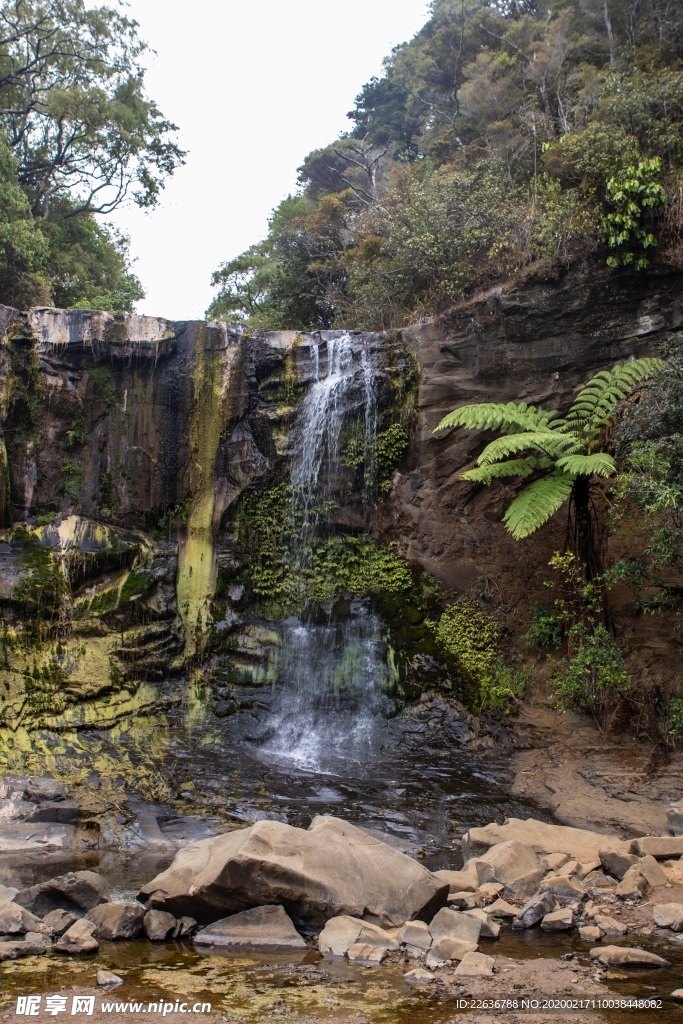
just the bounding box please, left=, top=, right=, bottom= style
left=251, top=333, right=391, bottom=772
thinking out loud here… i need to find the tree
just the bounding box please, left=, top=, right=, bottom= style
left=0, top=0, right=184, bottom=217
left=434, top=359, right=662, bottom=577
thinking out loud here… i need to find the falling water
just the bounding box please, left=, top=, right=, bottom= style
left=254, top=333, right=392, bottom=772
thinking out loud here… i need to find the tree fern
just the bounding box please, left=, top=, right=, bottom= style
left=555, top=453, right=617, bottom=477
left=502, top=472, right=574, bottom=539
left=436, top=401, right=561, bottom=434
left=568, top=359, right=662, bottom=432
left=477, top=430, right=580, bottom=466
left=462, top=457, right=539, bottom=485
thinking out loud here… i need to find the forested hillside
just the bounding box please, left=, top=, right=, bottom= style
left=207, top=0, right=683, bottom=330
left=0, top=0, right=183, bottom=311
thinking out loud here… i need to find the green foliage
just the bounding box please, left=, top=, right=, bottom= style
left=61, top=458, right=83, bottom=500
left=208, top=1, right=683, bottom=329
left=603, top=159, right=666, bottom=269
left=436, top=359, right=661, bottom=541
left=89, top=366, right=116, bottom=407
left=64, top=416, right=87, bottom=450
left=427, top=598, right=523, bottom=713
left=524, top=604, right=563, bottom=650
left=668, top=698, right=683, bottom=740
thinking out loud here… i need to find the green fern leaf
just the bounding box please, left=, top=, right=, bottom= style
left=477, top=430, right=581, bottom=466
left=462, top=457, right=539, bottom=485
left=568, top=358, right=663, bottom=431
left=503, top=472, right=574, bottom=540
left=555, top=452, right=616, bottom=478
left=435, top=401, right=560, bottom=434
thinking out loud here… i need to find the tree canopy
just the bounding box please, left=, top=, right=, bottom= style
left=208, top=0, right=683, bottom=328
left=0, top=0, right=184, bottom=311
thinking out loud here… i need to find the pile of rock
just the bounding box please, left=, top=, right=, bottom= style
left=0, top=870, right=197, bottom=960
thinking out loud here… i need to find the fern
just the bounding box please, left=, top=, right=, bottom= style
left=503, top=472, right=574, bottom=540
left=568, top=359, right=662, bottom=431
left=436, top=401, right=560, bottom=434
left=555, top=452, right=617, bottom=478
left=477, top=430, right=580, bottom=466
left=462, top=457, right=539, bottom=485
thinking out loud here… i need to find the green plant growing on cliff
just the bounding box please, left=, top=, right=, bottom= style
left=61, top=458, right=83, bottom=500
left=435, top=359, right=662, bottom=580
left=426, top=598, right=523, bottom=713
left=603, top=159, right=666, bottom=270
left=89, top=367, right=116, bottom=408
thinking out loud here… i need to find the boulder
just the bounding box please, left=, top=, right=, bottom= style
left=403, top=968, right=435, bottom=985
left=0, top=885, right=18, bottom=901
left=652, top=903, right=683, bottom=931
left=433, top=864, right=481, bottom=894
left=599, top=848, right=639, bottom=880
left=318, top=915, right=398, bottom=958
left=539, top=875, right=585, bottom=901
left=0, top=899, right=44, bottom=935
left=194, top=905, right=306, bottom=949
left=55, top=918, right=99, bottom=955
left=462, top=819, right=628, bottom=864
left=448, top=891, right=483, bottom=910
left=175, top=916, right=197, bottom=938
left=397, top=920, right=432, bottom=951
left=512, top=892, right=558, bottom=931
left=97, top=971, right=123, bottom=987
left=15, top=870, right=109, bottom=917
left=542, top=853, right=569, bottom=872
left=667, top=802, right=683, bottom=837
left=579, top=925, right=602, bottom=942
left=672, top=989, right=683, bottom=1001
left=138, top=816, right=447, bottom=928
left=593, top=915, right=627, bottom=937
left=541, top=909, right=574, bottom=932
left=463, top=908, right=500, bottom=939
left=636, top=855, right=668, bottom=888
left=584, top=870, right=617, bottom=894
left=86, top=902, right=145, bottom=940
left=631, top=837, right=683, bottom=859
left=475, top=841, right=544, bottom=897
left=347, top=942, right=386, bottom=964
left=42, top=909, right=78, bottom=937
left=453, top=951, right=495, bottom=977
left=590, top=945, right=670, bottom=967
left=429, top=907, right=481, bottom=945
left=144, top=910, right=177, bottom=941
left=477, top=882, right=504, bottom=898
left=486, top=898, right=519, bottom=918
left=0, top=932, right=48, bottom=961
left=615, top=865, right=648, bottom=899
left=427, top=937, right=477, bottom=965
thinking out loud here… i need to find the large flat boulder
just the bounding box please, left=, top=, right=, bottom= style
left=138, top=816, right=448, bottom=928
left=318, top=915, right=398, bottom=957
left=631, top=836, right=683, bottom=859
left=194, top=905, right=306, bottom=949
left=475, top=840, right=544, bottom=897
left=86, top=902, right=145, bottom=940
left=462, top=818, right=629, bottom=864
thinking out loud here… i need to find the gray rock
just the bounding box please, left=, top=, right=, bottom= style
left=15, top=870, right=110, bottom=917
left=403, top=968, right=435, bottom=985
left=397, top=920, right=432, bottom=951
left=461, top=819, right=629, bottom=864
left=636, top=854, right=668, bottom=888
left=86, top=902, right=145, bottom=940
left=579, top=925, right=602, bottom=942
left=175, top=916, right=197, bottom=937
left=631, top=837, right=683, bottom=859
left=541, top=908, right=574, bottom=931
left=194, top=905, right=306, bottom=950
left=485, top=898, right=519, bottom=918
left=346, top=942, right=387, bottom=964
left=0, top=931, right=48, bottom=961
left=55, top=918, right=99, bottom=955
left=139, top=816, right=447, bottom=928
left=42, top=909, right=78, bottom=937
left=97, top=970, right=123, bottom=987
left=599, top=848, right=639, bottom=880
left=319, top=915, right=398, bottom=957
left=433, top=865, right=481, bottom=893
left=590, top=945, right=670, bottom=967
left=144, top=910, right=177, bottom=941
left=512, top=892, right=558, bottom=930
left=463, top=908, right=500, bottom=939
left=652, top=903, right=683, bottom=931
left=429, top=907, right=481, bottom=945
left=615, top=865, right=648, bottom=899
left=453, top=951, right=495, bottom=977
left=593, top=915, right=627, bottom=937
left=539, top=874, right=585, bottom=900
left=475, top=840, right=544, bottom=898
left=426, top=936, right=477, bottom=964
left=0, top=899, right=44, bottom=935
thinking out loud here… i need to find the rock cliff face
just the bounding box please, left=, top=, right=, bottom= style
left=392, top=263, right=683, bottom=685
left=1, top=262, right=682, bottom=761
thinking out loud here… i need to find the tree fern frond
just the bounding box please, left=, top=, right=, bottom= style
left=435, top=401, right=558, bottom=434
left=462, top=457, right=539, bottom=485
left=503, top=472, right=574, bottom=540
left=555, top=452, right=617, bottom=478
left=477, top=430, right=582, bottom=466
left=568, top=358, right=663, bottom=431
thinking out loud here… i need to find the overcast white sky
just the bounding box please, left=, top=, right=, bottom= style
left=109, top=0, right=430, bottom=321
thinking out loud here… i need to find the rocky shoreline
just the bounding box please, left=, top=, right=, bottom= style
left=2, top=792, right=683, bottom=1019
